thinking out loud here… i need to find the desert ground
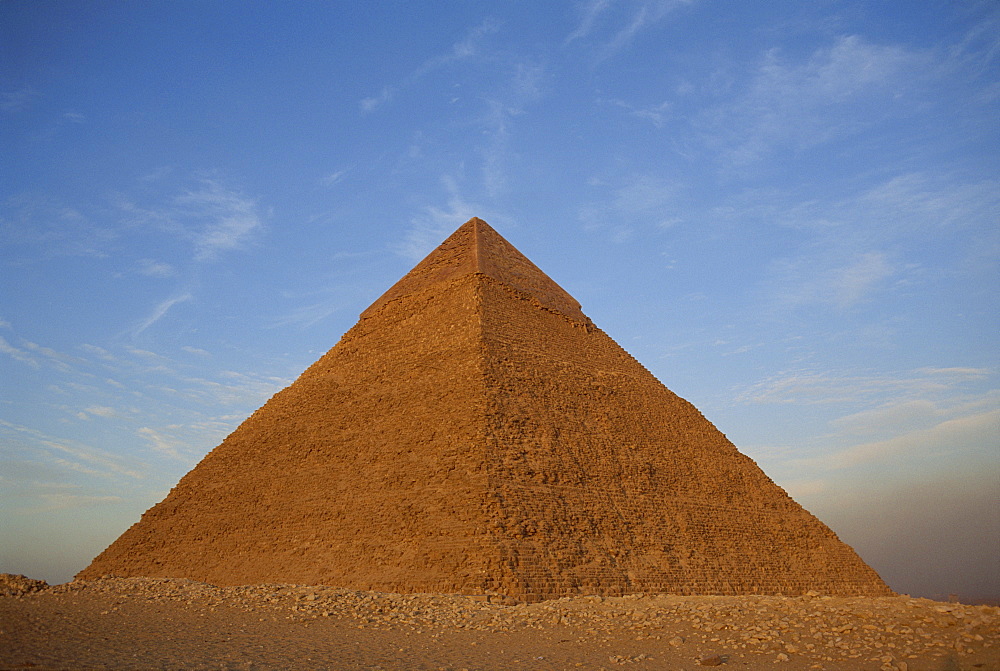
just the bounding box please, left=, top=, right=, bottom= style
left=1, top=574, right=997, bottom=671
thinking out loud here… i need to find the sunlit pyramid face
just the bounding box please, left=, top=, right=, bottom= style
left=79, top=218, right=892, bottom=600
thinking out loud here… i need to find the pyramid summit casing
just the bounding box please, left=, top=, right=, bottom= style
left=79, top=218, right=892, bottom=599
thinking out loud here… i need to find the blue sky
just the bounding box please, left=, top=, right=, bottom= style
left=2, top=1, right=997, bottom=600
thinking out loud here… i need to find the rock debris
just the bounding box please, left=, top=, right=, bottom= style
left=2, top=575, right=996, bottom=670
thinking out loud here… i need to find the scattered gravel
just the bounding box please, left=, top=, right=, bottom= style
left=2, top=575, right=997, bottom=670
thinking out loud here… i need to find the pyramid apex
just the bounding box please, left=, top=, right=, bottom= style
left=361, top=217, right=587, bottom=322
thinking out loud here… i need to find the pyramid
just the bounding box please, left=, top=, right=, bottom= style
left=79, top=218, right=892, bottom=599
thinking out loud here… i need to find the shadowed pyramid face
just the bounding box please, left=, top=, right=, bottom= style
left=79, top=218, right=893, bottom=599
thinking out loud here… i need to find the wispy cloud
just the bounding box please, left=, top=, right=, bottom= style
left=830, top=399, right=943, bottom=436
left=744, top=170, right=999, bottom=316
left=0, top=419, right=145, bottom=479
left=78, top=343, right=118, bottom=363
left=133, top=293, right=192, bottom=336
left=857, top=173, right=1000, bottom=234
left=30, top=493, right=123, bottom=513
left=360, top=86, right=394, bottom=113
left=2, top=328, right=289, bottom=488
left=762, top=172, right=1000, bottom=240
left=737, top=367, right=994, bottom=406
left=768, top=251, right=894, bottom=311
left=945, top=8, right=1000, bottom=81
left=126, top=346, right=168, bottom=360
left=919, top=367, right=992, bottom=379
left=603, top=1, right=689, bottom=57
left=799, top=408, right=1000, bottom=471
left=359, top=17, right=539, bottom=198
left=566, top=0, right=695, bottom=59
left=1, top=87, right=40, bottom=113
left=321, top=170, right=348, bottom=186
left=400, top=181, right=484, bottom=260
left=20, top=341, right=81, bottom=373
left=79, top=405, right=118, bottom=419
left=360, top=18, right=502, bottom=112
left=479, top=61, right=544, bottom=197
left=2, top=176, right=264, bottom=272
left=0, top=331, right=84, bottom=373
left=137, top=426, right=190, bottom=461
left=136, top=258, right=175, bottom=278
left=580, top=174, right=681, bottom=240
left=0, top=335, right=40, bottom=368
left=176, top=181, right=263, bottom=261
left=271, top=291, right=351, bottom=330
left=565, top=0, right=612, bottom=44
left=178, top=371, right=289, bottom=407
left=604, top=98, right=672, bottom=127
left=136, top=406, right=273, bottom=464
left=703, top=35, right=926, bottom=165
left=445, top=17, right=503, bottom=62
left=114, top=178, right=264, bottom=263
left=0, top=196, right=115, bottom=260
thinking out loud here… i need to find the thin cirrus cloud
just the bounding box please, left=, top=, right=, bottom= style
left=32, top=493, right=123, bottom=513
left=565, top=0, right=611, bottom=44
left=0, top=177, right=262, bottom=287
left=736, top=367, right=993, bottom=407
left=1, top=86, right=40, bottom=113
left=766, top=172, right=1000, bottom=239
left=566, top=0, right=695, bottom=58
left=604, top=98, right=672, bottom=128
left=77, top=339, right=287, bottom=413
left=398, top=182, right=486, bottom=261
left=0, top=419, right=145, bottom=480
left=136, top=419, right=243, bottom=467
left=136, top=426, right=189, bottom=461
left=360, top=18, right=538, bottom=200
left=114, top=178, right=263, bottom=264
left=77, top=406, right=118, bottom=420
left=579, top=174, right=681, bottom=241
left=132, top=293, right=192, bottom=337
left=857, top=173, right=1000, bottom=234
left=110, top=178, right=264, bottom=338
left=0, top=333, right=82, bottom=373
left=400, top=205, right=478, bottom=261
left=744, top=171, right=996, bottom=318
left=766, top=250, right=895, bottom=312
left=479, top=61, right=545, bottom=198
left=0, top=335, right=39, bottom=368
left=360, top=87, right=394, bottom=113
left=1, top=196, right=115, bottom=260
left=136, top=258, right=175, bottom=278
left=359, top=18, right=502, bottom=113
left=175, top=182, right=263, bottom=262
left=797, top=408, right=1000, bottom=472
left=320, top=170, right=348, bottom=187
left=702, top=35, right=925, bottom=165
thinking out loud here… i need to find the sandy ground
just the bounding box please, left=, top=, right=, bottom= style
left=1, top=575, right=997, bottom=670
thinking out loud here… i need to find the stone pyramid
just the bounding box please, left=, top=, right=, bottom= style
left=79, top=218, right=892, bottom=599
